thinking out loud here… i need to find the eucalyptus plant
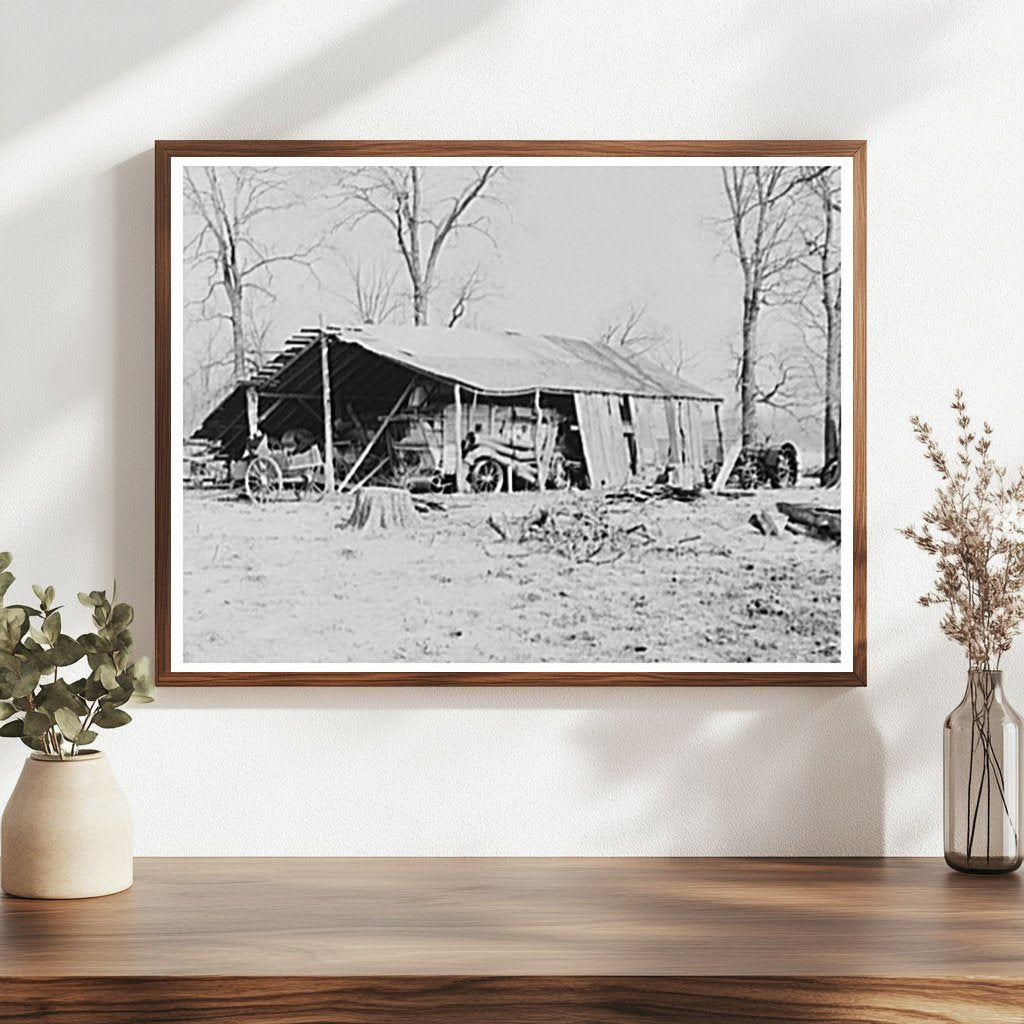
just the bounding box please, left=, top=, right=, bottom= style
left=0, top=552, right=153, bottom=759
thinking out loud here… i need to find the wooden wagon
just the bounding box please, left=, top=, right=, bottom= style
left=237, top=437, right=326, bottom=504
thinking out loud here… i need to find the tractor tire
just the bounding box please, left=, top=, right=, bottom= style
left=766, top=445, right=799, bottom=489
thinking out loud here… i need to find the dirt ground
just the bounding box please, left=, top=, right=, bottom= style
left=181, top=485, right=841, bottom=666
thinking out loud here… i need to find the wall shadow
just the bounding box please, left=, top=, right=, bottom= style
left=0, top=1, right=241, bottom=138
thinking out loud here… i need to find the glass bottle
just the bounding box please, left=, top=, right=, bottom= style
left=944, top=669, right=1022, bottom=873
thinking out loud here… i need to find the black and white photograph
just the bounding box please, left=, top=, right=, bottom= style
left=163, top=149, right=858, bottom=680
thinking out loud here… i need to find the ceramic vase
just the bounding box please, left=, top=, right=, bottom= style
left=1, top=751, right=132, bottom=898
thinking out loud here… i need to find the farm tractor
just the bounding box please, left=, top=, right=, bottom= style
left=704, top=440, right=801, bottom=491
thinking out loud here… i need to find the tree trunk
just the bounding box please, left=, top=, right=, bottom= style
left=740, top=296, right=759, bottom=447
left=820, top=186, right=841, bottom=468
left=412, top=280, right=428, bottom=325
left=823, top=314, right=840, bottom=466
left=228, top=283, right=246, bottom=380
left=345, top=486, right=419, bottom=533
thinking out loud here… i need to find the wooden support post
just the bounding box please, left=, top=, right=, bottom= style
left=245, top=387, right=259, bottom=439
left=534, top=389, right=545, bottom=492
left=453, top=384, right=465, bottom=493
left=337, top=380, right=414, bottom=493
left=714, top=402, right=725, bottom=465
left=320, top=337, right=336, bottom=495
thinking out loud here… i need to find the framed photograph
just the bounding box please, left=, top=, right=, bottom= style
left=156, top=141, right=865, bottom=686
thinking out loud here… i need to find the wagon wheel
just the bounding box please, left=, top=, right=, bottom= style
left=298, top=471, right=327, bottom=502
left=469, top=457, right=504, bottom=493
left=245, top=455, right=283, bottom=504
left=547, top=452, right=571, bottom=490
left=767, top=447, right=799, bottom=489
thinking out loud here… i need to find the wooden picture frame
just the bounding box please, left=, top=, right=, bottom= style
left=156, top=140, right=866, bottom=686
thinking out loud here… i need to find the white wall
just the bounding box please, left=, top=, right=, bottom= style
left=1, top=0, right=1022, bottom=855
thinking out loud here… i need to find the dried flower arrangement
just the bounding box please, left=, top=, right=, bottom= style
left=902, top=391, right=1024, bottom=668
left=903, top=391, right=1024, bottom=869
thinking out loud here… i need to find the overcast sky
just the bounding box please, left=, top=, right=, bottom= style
left=183, top=163, right=836, bottom=457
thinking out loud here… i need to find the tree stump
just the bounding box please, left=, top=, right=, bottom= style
left=345, top=486, right=419, bottom=533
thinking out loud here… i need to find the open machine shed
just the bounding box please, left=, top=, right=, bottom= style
left=192, top=324, right=724, bottom=492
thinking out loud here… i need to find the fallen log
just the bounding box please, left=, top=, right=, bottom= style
left=776, top=502, right=841, bottom=541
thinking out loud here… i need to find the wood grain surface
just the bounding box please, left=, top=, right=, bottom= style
left=2, top=858, right=1020, bottom=1023
left=0, top=976, right=1022, bottom=1024
left=155, top=139, right=867, bottom=687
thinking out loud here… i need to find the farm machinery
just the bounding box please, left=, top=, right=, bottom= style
left=703, top=440, right=801, bottom=491
left=183, top=439, right=229, bottom=489
left=383, top=403, right=579, bottom=494
left=233, top=432, right=327, bottom=503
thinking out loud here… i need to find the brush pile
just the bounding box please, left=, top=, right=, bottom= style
left=486, top=497, right=657, bottom=564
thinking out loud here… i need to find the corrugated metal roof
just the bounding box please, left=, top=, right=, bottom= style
left=320, top=324, right=722, bottom=401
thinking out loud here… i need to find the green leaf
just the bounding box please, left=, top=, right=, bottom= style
left=53, top=707, right=84, bottom=741
left=49, top=635, right=85, bottom=667
left=74, top=730, right=97, bottom=747
left=42, top=611, right=60, bottom=644
left=0, top=607, right=27, bottom=651
left=0, top=701, right=16, bottom=721
left=92, top=705, right=131, bottom=729
left=78, top=634, right=111, bottom=655
left=0, top=572, right=14, bottom=601
left=22, top=711, right=51, bottom=738
left=104, top=684, right=132, bottom=708
left=44, top=586, right=55, bottom=609
left=28, top=627, right=49, bottom=646
left=36, top=679, right=88, bottom=716
left=19, top=735, right=45, bottom=752
left=110, top=603, right=133, bottom=630
left=78, top=592, right=99, bottom=608
left=7, top=604, right=42, bottom=619
left=0, top=719, right=24, bottom=737
left=97, top=663, right=118, bottom=690
left=0, top=553, right=11, bottom=573
left=10, top=664, right=41, bottom=699
left=83, top=675, right=108, bottom=701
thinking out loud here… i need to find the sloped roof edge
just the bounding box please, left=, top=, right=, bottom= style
left=318, top=324, right=722, bottom=402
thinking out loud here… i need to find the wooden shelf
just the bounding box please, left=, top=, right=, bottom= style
left=2, top=857, right=1021, bottom=1022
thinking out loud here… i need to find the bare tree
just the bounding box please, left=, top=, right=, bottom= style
left=183, top=307, right=275, bottom=434
left=596, top=299, right=704, bottom=383
left=183, top=167, right=325, bottom=380
left=342, top=257, right=401, bottom=325
left=447, top=265, right=492, bottom=328
left=336, top=166, right=502, bottom=325
left=720, top=166, right=825, bottom=445
left=597, top=299, right=658, bottom=349
left=806, top=168, right=842, bottom=467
